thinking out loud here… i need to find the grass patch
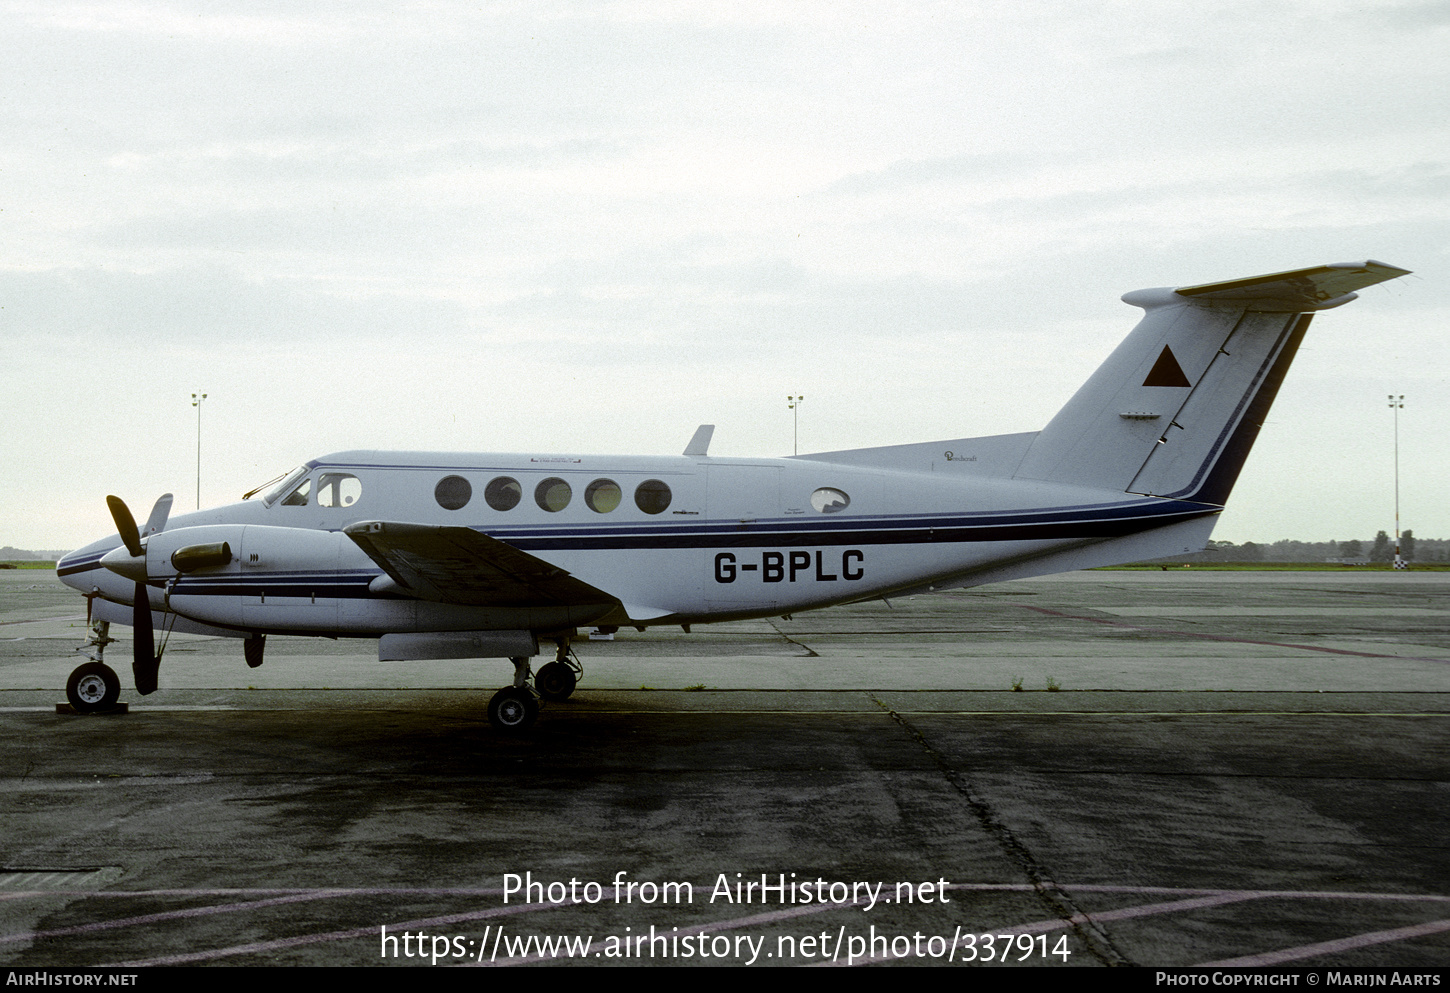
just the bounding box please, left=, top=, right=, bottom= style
left=0, top=561, right=58, bottom=570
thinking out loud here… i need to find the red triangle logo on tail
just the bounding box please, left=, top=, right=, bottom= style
left=1143, top=346, right=1191, bottom=387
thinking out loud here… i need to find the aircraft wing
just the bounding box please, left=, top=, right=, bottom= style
left=343, top=521, right=618, bottom=608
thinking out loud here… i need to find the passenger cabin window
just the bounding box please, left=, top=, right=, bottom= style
left=635, top=479, right=671, bottom=515
left=435, top=475, right=471, bottom=511
left=585, top=479, right=621, bottom=513
left=486, top=477, right=521, bottom=511
left=535, top=477, right=572, bottom=513
left=316, top=473, right=362, bottom=508
left=811, top=487, right=850, bottom=513
left=281, top=478, right=312, bottom=506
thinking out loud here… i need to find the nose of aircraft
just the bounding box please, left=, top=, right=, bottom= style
left=55, top=547, right=93, bottom=592
left=54, top=492, right=175, bottom=594
left=56, top=540, right=118, bottom=593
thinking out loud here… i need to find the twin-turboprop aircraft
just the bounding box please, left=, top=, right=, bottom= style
left=56, top=260, right=1409, bottom=730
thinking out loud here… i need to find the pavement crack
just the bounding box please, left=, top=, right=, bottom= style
left=870, top=693, right=1134, bottom=967
left=766, top=621, right=819, bottom=657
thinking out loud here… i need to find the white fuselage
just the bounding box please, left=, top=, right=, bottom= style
left=57, top=448, right=1217, bottom=641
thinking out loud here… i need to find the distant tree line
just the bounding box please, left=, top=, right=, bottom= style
left=0, top=546, right=68, bottom=561
left=1155, top=530, right=1444, bottom=563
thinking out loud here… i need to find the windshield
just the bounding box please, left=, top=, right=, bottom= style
left=244, top=465, right=309, bottom=506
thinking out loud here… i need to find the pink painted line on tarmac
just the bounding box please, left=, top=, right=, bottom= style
left=0, top=890, right=351, bottom=945
left=822, top=890, right=1267, bottom=966
left=8, top=881, right=1447, bottom=903
left=1, top=886, right=509, bottom=899
left=37, top=881, right=1446, bottom=968
left=0, top=615, right=85, bottom=626
left=1201, top=917, right=1450, bottom=966
left=104, top=901, right=562, bottom=967
left=1020, top=891, right=1269, bottom=934
left=1014, top=603, right=1450, bottom=665
left=1064, top=885, right=1450, bottom=904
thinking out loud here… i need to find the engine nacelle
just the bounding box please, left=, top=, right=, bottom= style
left=143, top=524, right=357, bottom=632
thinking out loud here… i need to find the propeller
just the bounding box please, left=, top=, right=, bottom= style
left=104, top=494, right=172, bottom=696
left=106, top=495, right=143, bottom=557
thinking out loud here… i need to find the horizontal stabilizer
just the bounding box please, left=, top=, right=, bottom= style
left=1172, top=260, right=1410, bottom=312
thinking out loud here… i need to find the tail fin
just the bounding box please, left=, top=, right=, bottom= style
left=1011, top=260, right=1410, bottom=505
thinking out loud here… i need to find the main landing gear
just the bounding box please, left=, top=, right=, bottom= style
left=486, top=640, right=583, bottom=732
left=488, top=656, right=541, bottom=733
left=536, top=658, right=580, bottom=702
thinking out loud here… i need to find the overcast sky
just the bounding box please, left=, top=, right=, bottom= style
left=3, top=0, right=1445, bottom=550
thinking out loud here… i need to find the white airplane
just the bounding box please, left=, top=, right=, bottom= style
left=56, top=260, right=1410, bottom=730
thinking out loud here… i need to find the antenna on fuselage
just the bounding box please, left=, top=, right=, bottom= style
left=684, top=424, right=714, bottom=457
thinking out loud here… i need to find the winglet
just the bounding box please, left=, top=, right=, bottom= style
left=684, top=424, right=715, bottom=457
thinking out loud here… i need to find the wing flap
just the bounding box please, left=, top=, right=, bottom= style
left=344, top=521, right=617, bottom=608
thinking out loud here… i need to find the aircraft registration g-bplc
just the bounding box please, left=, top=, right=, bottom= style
left=57, top=261, right=1409, bottom=730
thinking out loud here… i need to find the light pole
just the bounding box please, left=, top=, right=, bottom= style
left=192, top=391, right=207, bottom=509
left=1388, top=394, right=1404, bottom=569
left=786, top=395, right=804, bottom=456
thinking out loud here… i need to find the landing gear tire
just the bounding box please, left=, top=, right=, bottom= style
left=488, top=686, right=539, bottom=732
left=67, top=662, right=121, bottom=714
left=536, top=661, right=577, bottom=702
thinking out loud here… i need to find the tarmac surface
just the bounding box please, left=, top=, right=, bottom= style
left=1, top=567, right=1447, bottom=968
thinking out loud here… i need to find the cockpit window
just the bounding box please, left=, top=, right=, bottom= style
left=316, top=473, right=362, bottom=508
left=243, top=471, right=288, bottom=501
left=251, top=466, right=308, bottom=505
left=281, top=477, right=312, bottom=506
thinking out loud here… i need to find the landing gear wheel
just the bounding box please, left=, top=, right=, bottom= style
left=536, top=661, right=578, bottom=702
left=67, top=662, right=121, bottom=714
left=488, top=686, right=539, bottom=732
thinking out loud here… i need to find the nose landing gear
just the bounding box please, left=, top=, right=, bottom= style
left=67, top=661, right=121, bottom=713
left=65, top=620, right=123, bottom=714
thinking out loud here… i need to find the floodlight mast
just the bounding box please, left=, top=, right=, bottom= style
left=787, top=395, right=804, bottom=456
left=1388, top=394, right=1404, bottom=569
left=192, top=391, right=207, bottom=510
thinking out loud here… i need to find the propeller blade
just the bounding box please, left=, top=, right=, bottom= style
left=132, top=581, right=158, bottom=695
left=142, top=493, right=173, bottom=538
left=107, top=496, right=143, bottom=558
